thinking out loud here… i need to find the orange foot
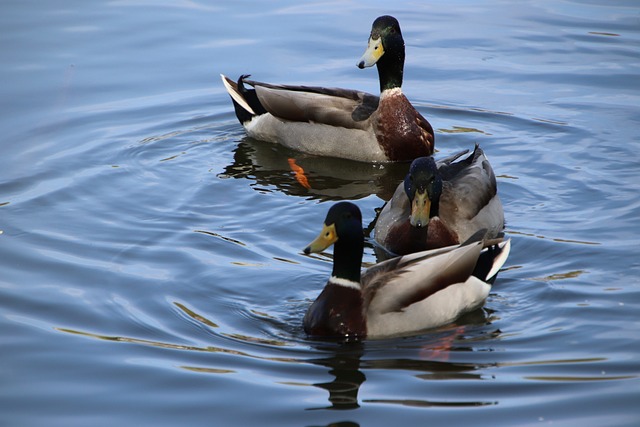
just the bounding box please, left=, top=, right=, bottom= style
left=419, top=326, right=466, bottom=361
left=288, top=158, right=311, bottom=190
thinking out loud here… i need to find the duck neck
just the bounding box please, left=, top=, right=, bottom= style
left=377, top=44, right=404, bottom=92
left=331, top=236, right=363, bottom=284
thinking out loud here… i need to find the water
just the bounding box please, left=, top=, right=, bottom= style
left=2, top=1, right=639, bottom=426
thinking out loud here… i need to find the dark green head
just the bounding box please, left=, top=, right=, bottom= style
left=357, top=15, right=405, bottom=92
left=304, top=202, right=364, bottom=282
left=404, top=157, right=443, bottom=228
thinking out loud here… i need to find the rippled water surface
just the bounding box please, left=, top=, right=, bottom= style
left=2, top=1, right=639, bottom=426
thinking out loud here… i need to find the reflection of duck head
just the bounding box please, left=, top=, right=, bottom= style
left=219, top=136, right=408, bottom=201
left=306, top=342, right=365, bottom=411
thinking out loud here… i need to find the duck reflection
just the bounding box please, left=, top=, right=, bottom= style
left=307, top=342, right=366, bottom=411
left=219, top=137, right=408, bottom=202
left=305, top=324, right=500, bottom=412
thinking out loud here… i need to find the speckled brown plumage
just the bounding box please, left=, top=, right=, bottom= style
left=375, top=90, right=434, bottom=161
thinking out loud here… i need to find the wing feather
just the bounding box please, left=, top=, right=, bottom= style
left=251, top=83, right=378, bottom=130
left=363, top=242, right=483, bottom=314
left=439, top=147, right=498, bottom=221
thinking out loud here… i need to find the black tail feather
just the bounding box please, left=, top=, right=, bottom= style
left=472, top=242, right=505, bottom=284
left=235, top=74, right=267, bottom=119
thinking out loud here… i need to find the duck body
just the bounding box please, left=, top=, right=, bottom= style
left=221, top=16, right=434, bottom=163
left=375, top=145, right=505, bottom=256
left=304, top=202, right=510, bottom=340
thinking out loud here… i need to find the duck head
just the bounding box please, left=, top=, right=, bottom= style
left=357, top=15, right=405, bottom=92
left=304, top=202, right=364, bottom=283
left=404, top=157, right=442, bottom=228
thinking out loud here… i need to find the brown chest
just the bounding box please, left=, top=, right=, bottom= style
left=375, top=94, right=434, bottom=161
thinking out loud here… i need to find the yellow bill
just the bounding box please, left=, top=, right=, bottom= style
left=304, top=223, right=337, bottom=254
left=357, top=37, right=384, bottom=68
left=409, top=190, right=431, bottom=228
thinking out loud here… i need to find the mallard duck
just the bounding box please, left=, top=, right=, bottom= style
left=374, top=144, right=505, bottom=256
left=220, top=15, right=434, bottom=163
left=303, top=201, right=510, bottom=339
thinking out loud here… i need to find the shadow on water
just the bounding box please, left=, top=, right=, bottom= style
left=219, top=137, right=408, bottom=202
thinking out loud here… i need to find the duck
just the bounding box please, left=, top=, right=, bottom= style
left=303, top=201, right=510, bottom=339
left=220, top=15, right=434, bottom=163
left=374, top=144, right=505, bottom=256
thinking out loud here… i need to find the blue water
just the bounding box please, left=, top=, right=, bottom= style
left=1, top=1, right=639, bottom=426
